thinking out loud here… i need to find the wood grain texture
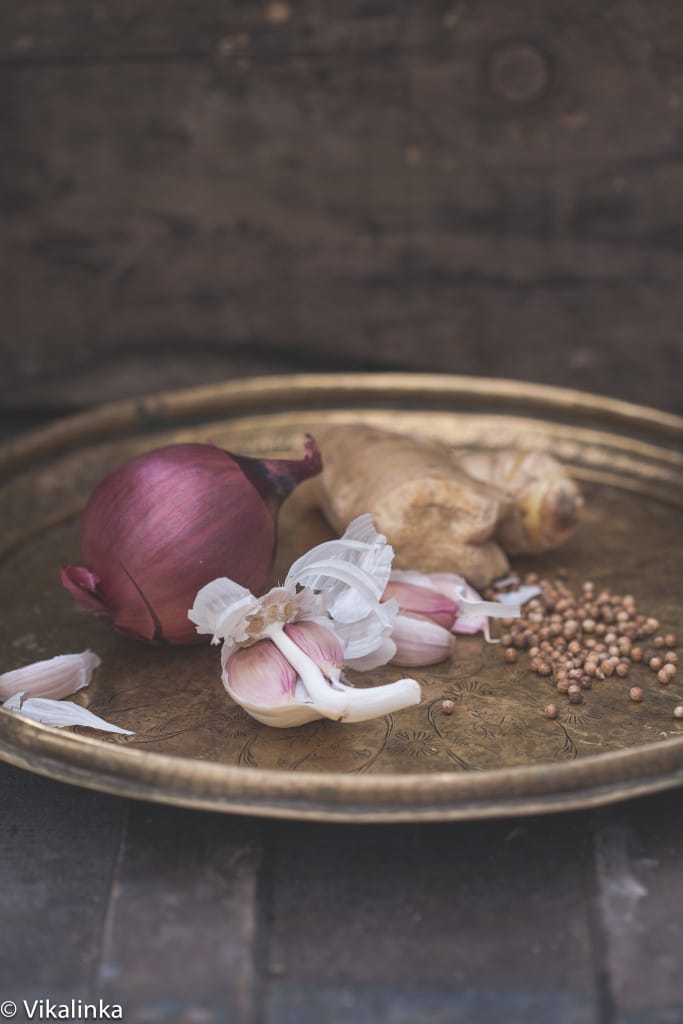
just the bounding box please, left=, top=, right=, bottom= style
left=1, top=1, right=683, bottom=412
left=594, top=797, right=683, bottom=1024
left=95, top=805, right=263, bottom=1024
left=265, top=817, right=600, bottom=1023
left=1, top=757, right=683, bottom=1023
left=0, top=764, right=126, bottom=1004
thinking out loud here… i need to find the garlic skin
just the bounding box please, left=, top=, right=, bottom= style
left=4, top=693, right=133, bottom=735
left=1, top=651, right=132, bottom=734
left=62, top=436, right=322, bottom=645
left=189, top=515, right=421, bottom=728
left=0, top=650, right=101, bottom=701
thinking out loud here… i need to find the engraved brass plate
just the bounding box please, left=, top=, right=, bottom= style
left=0, top=374, right=682, bottom=821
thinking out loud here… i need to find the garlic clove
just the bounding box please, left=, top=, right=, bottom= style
left=226, top=639, right=298, bottom=707
left=0, top=651, right=101, bottom=702
left=390, top=614, right=455, bottom=667
left=3, top=693, right=133, bottom=734
left=382, top=580, right=459, bottom=630
left=427, top=573, right=516, bottom=637
left=284, top=620, right=344, bottom=677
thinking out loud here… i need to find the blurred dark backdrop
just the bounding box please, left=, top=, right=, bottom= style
left=2, top=1, right=683, bottom=423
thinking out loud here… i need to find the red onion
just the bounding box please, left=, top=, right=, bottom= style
left=61, top=436, right=322, bottom=645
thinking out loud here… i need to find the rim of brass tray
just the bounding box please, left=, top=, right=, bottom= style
left=0, top=372, right=682, bottom=822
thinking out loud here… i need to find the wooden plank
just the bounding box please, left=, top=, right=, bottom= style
left=0, top=764, right=126, bottom=1004
left=0, top=0, right=437, bottom=63
left=1, top=1, right=682, bottom=68
left=265, top=815, right=600, bottom=1023
left=1, top=3, right=683, bottom=412
left=96, top=803, right=263, bottom=1023
left=594, top=791, right=683, bottom=1024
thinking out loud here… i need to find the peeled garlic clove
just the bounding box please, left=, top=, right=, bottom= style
left=390, top=614, right=455, bottom=667
left=0, top=650, right=101, bottom=701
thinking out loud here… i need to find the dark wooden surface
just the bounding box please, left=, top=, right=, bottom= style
left=2, top=761, right=683, bottom=1024
left=2, top=1, right=683, bottom=414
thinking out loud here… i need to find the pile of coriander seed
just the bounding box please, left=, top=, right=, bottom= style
left=484, top=574, right=682, bottom=720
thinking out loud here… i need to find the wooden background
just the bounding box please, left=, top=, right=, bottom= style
left=2, top=0, right=683, bottom=416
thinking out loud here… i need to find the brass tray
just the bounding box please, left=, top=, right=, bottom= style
left=1, top=373, right=682, bottom=822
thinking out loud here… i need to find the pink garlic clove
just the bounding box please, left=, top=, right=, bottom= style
left=226, top=639, right=298, bottom=707
left=284, top=620, right=344, bottom=677
left=382, top=580, right=459, bottom=630
left=390, top=614, right=455, bottom=667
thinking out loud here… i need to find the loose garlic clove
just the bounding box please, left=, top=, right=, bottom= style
left=382, top=580, right=459, bottom=630
left=390, top=614, right=455, bottom=667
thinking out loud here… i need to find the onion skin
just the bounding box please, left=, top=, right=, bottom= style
left=61, top=436, right=321, bottom=645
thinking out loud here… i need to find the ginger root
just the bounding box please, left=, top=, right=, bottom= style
left=459, top=449, right=583, bottom=555
left=314, top=424, right=582, bottom=588
left=314, top=424, right=511, bottom=588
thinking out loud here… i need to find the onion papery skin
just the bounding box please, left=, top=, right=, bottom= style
left=61, top=438, right=321, bottom=645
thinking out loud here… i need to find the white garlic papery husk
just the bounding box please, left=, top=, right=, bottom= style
left=0, top=651, right=132, bottom=734
left=189, top=515, right=422, bottom=728
left=0, top=650, right=101, bottom=701
left=4, top=693, right=133, bottom=735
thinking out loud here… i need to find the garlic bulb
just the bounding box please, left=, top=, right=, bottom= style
left=189, top=515, right=421, bottom=727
